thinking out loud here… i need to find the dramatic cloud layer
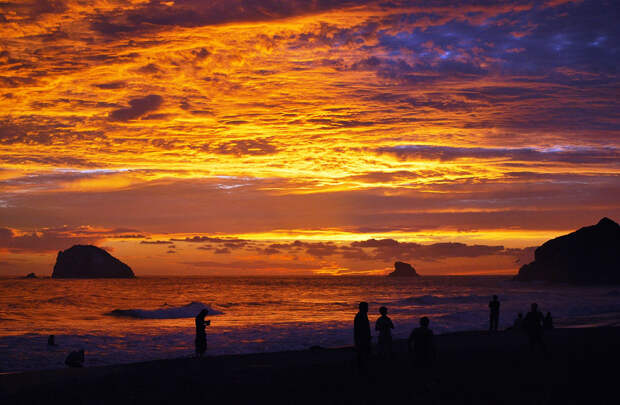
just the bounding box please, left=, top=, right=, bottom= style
left=1, top=0, right=618, bottom=275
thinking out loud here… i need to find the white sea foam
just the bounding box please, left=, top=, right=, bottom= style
left=106, top=301, right=223, bottom=319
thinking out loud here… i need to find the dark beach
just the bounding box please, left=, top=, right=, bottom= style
left=2, top=327, right=618, bottom=404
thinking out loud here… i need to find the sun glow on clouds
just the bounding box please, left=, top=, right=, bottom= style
left=1, top=0, right=619, bottom=275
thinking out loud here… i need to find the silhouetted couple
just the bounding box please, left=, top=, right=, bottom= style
left=195, top=309, right=211, bottom=358
left=354, top=302, right=395, bottom=369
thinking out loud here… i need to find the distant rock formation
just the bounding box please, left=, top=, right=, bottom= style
left=23, top=272, right=37, bottom=279
left=52, top=245, right=135, bottom=279
left=514, top=217, right=620, bottom=284
left=388, top=261, right=420, bottom=277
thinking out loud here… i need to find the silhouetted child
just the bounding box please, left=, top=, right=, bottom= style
left=513, top=313, right=524, bottom=330
left=375, top=306, right=394, bottom=359
left=47, top=335, right=57, bottom=346
left=543, top=312, right=554, bottom=330
left=489, top=295, right=500, bottom=332
left=408, top=317, right=436, bottom=367
left=524, top=303, right=547, bottom=354
left=65, top=349, right=84, bottom=367
left=195, top=309, right=211, bottom=358
left=354, top=301, right=371, bottom=370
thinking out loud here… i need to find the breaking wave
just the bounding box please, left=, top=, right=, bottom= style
left=106, top=302, right=223, bottom=319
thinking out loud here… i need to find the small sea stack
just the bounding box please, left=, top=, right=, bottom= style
left=388, top=261, right=420, bottom=277
left=514, top=217, right=620, bottom=284
left=23, top=273, right=37, bottom=279
left=52, top=245, right=135, bottom=279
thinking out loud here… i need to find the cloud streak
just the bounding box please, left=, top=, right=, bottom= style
left=377, top=145, right=620, bottom=164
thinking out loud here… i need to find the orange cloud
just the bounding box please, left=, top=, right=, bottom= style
left=0, top=0, right=618, bottom=275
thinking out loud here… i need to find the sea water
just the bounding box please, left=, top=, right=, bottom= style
left=1, top=276, right=620, bottom=373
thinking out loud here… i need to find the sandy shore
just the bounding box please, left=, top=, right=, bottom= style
left=2, top=327, right=619, bottom=404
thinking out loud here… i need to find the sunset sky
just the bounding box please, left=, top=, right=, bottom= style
left=1, top=0, right=618, bottom=276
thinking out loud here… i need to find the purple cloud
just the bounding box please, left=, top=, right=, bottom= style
left=109, top=95, right=163, bottom=122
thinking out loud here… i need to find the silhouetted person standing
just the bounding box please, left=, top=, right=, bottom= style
left=47, top=335, right=57, bottom=346
left=354, top=301, right=371, bottom=370
left=195, top=309, right=210, bottom=358
left=524, top=303, right=546, bottom=354
left=543, top=312, right=554, bottom=330
left=375, top=306, right=394, bottom=359
left=489, top=295, right=500, bottom=332
left=408, top=317, right=436, bottom=367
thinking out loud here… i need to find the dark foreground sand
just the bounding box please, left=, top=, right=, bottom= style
left=2, top=327, right=619, bottom=404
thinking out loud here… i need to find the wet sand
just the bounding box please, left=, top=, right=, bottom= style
left=2, top=327, right=619, bottom=404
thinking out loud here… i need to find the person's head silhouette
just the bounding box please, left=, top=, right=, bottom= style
left=198, top=309, right=209, bottom=319
left=379, top=306, right=388, bottom=316
left=518, top=313, right=523, bottom=318
left=420, top=316, right=430, bottom=327
left=493, top=295, right=498, bottom=301
left=359, top=301, right=368, bottom=313
left=531, top=303, right=538, bottom=312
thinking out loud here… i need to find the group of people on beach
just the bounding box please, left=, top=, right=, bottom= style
left=491, top=295, right=554, bottom=334
left=508, top=302, right=553, bottom=355
left=354, top=301, right=435, bottom=370
left=352, top=295, right=556, bottom=370
left=193, top=295, right=556, bottom=364
left=490, top=295, right=554, bottom=355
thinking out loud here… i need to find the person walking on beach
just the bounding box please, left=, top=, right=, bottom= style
left=354, top=301, right=371, bottom=370
left=375, top=306, right=394, bottom=359
left=195, top=309, right=211, bottom=358
left=524, top=303, right=547, bottom=355
left=489, top=295, right=500, bottom=332
left=408, top=317, right=436, bottom=368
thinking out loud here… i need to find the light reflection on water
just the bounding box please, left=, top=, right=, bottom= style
left=1, top=276, right=619, bottom=372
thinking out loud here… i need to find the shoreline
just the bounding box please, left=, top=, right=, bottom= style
left=2, top=320, right=615, bottom=374
left=2, top=326, right=620, bottom=404
left=2, top=320, right=618, bottom=375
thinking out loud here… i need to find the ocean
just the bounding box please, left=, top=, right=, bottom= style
left=2, top=276, right=620, bottom=373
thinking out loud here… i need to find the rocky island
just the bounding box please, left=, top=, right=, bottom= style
left=52, top=245, right=135, bottom=278
left=388, top=261, right=420, bottom=277
left=514, top=217, right=620, bottom=284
